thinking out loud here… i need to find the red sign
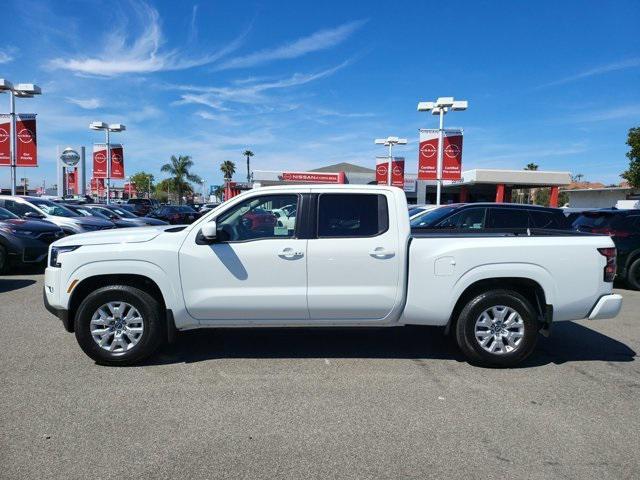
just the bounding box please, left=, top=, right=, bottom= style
left=16, top=114, right=37, bottom=167
left=91, top=177, right=105, bottom=196
left=110, top=145, right=125, bottom=179
left=93, top=144, right=125, bottom=179
left=418, top=129, right=463, bottom=181
left=280, top=171, right=346, bottom=183
left=376, top=157, right=405, bottom=187
left=0, top=115, right=10, bottom=166
left=66, top=168, right=78, bottom=195
left=124, top=182, right=136, bottom=196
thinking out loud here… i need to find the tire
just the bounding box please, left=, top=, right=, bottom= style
left=74, top=285, right=164, bottom=366
left=626, top=258, right=640, bottom=291
left=454, top=289, right=538, bottom=367
left=0, top=245, right=7, bottom=274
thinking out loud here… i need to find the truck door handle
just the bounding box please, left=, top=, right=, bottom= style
left=278, top=247, right=304, bottom=259
left=369, top=247, right=395, bottom=258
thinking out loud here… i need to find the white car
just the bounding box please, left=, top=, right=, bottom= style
left=271, top=204, right=297, bottom=231
left=44, top=185, right=622, bottom=367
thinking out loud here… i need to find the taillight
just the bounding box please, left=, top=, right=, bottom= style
left=598, top=247, right=617, bottom=282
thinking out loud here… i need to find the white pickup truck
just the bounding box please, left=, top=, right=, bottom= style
left=44, top=185, right=622, bottom=367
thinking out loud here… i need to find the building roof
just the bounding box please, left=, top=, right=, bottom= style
left=310, top=162, right=374, bottom=174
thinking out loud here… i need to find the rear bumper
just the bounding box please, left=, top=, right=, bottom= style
left=588, top=294, right=623, bottom=320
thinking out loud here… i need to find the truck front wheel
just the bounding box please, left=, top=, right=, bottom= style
left=74, top=285, right=164, bottom=366
left=455, top=290, right=538, bottom=367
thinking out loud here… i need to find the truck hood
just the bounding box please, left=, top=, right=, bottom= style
left=52, top=225, right=183, bottom=247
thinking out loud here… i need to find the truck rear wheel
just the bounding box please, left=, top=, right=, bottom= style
left=455, top=289, right=538, bottom=367
left=74, top=285, right=164, bottom=366
left=626, top=258, right=640, bottom=291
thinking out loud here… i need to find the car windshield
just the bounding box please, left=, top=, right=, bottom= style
left=178, top=206, right=196, bottom=213
left=0, top=207, right=19, bottom=220
left=410, top=206, right=457, bottom=228
left=89, top=207, right=117, bottom=219
left=108, top=206, right=137, bottom=218
left=30, top=199, right=79, bottom=217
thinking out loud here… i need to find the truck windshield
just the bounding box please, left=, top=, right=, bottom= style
left=410, top=206, right=457, bottom=228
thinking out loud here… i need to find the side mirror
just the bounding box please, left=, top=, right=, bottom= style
left=24, top=211, right=44, bottom=219
left=201, top=221, right=217, bottom=240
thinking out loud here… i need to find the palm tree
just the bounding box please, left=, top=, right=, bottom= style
left=243, top=150, right=254, bottom=183
left=160, top=155, right=202, bottom=205
left=524, top=163, right=539, bottom=171
left=220, top=160, right=236, bottom=181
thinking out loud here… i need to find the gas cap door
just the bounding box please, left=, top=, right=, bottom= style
left=434, top=256, right=456, bottom=276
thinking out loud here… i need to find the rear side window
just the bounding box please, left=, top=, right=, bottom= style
left=488, top=208, right=529, bottom=228
left=436, top=208, right=486, bottom=229
left=318, top=194, right=388, bottom=237
left=528, top=210, right=568, bottom=229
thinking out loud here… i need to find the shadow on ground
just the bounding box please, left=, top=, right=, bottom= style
left=143, top=322, right=636, bottom=368
left=0, top=278, right=37, bottom=293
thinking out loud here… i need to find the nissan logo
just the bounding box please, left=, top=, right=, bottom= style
left=17, top=128, right=34, bottom=144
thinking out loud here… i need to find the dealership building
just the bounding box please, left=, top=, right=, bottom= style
left=252, top=162, right=572, bottom=206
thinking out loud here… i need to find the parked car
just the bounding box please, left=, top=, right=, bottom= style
left=572, top=209, right=640, bottom=289
left=88, top=204, right=169, bottom=227
left=240, top=207, right=277, bottom=232
left=44, top=185, right=620, bottom=367
left=0, top=207, right=64, bottom=273
left=0, top=196, right=115, bottom=234
left=148, top=205, right=200, bottom=224
left=126, top=198, right=160, bottom=216
left=410, top=203, right=571, bottom=231
left=271, top=204, right=297, bottom=231
left=198, top=202, right=222, bottom=215
left=408, top=204, right=438, bottom=220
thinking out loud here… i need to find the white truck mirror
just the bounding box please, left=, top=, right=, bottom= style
left=201, top=221, right=217, bottom=240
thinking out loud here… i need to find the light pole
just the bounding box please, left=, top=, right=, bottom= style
left=0, top=79, right=42, bottom=195
left=374, top=136, right=407, bottom=186
left=417, top=97, right=468, bottom=205
left=89, top=121, right=126, bottom=204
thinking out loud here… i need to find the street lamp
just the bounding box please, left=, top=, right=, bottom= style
left=374, top=136, right=407, bottom=186
left=89, top=121, right=126, bottom=204
left=417, top=96, right=468, bottom=205
left=0, top=79, right=42, bottom=195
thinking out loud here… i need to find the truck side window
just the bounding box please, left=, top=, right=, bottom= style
left=215, top=194, right=299, bottom=242
left=317, top=194, right=388, bottom=237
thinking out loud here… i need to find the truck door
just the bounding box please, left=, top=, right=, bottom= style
left=179, top=193, right=309, bottom=321
left=306, top=192, right=401, bottom=320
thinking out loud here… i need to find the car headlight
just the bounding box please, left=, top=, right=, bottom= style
left=50, top=245, right=80, bottom=268
left=0, top=226, right=33, bottom=236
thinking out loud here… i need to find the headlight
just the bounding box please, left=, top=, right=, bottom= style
left=50, top=245, right=80, bottom=268
left=0, top=226, right=33, bottom=236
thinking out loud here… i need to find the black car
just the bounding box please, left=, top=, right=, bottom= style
left=86, top=204, right=168, bottom=227
left=148, top=205, right=200, bottom=224
left=127, top=198, right=160, bottom=216
left=572, top=209, right=640, bottom=289
left=0, top=207, right=64, bottom=273
left=410, top=203, right=571, bottom=231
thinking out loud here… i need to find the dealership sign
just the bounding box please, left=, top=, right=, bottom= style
left=90, top=177, right=105, bottom=196
left=93, top=143, right=125, bottom=179
left=0, top=114, right=38, bottom=167
left=418, top=129, right=463, bottom=180
left=279, top=171, right=346, bottom=183
left=376, top=157, right=405, bottom=187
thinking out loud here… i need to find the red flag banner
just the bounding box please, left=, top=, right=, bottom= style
left=90, top=177, right=105, bottom=196
left=418, top=129, right=439, bottom=180
left=418, top=129, right=463, bottom=181
left=376, top=157, right=405, bottom=187
left=110, top=145, right=125, bottom=179
left=16, top=114, right=37, bottom=167
left=93, top=144, right=108, bottom=178
left=0, top=114, right=10, bottom=166
left=66, top=168, right=78, bottom=195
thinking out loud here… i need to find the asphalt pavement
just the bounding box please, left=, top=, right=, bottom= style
left=1, top=272, right=639, bottom=479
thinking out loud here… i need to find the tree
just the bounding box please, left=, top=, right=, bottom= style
left=156, top=178, right=194, bottom=204
left=129, top=171, right=155, bottom=198
left=621, top=127, right=640, bottom=188
left=524, top=163, right=539, bottom=171
left=220, top=160, right=236, bottom=181
left=243, top=150, right=254, bottom=183
left=160, top=155, right=202, bottom=205
left=570, top=173, right=584, bottom=183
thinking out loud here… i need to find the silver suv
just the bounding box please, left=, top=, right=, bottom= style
left=0, top=196, right=115, bottom=234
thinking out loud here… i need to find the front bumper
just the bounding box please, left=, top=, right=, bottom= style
left=43, top=286, right=73, bottom=332
left=588, top=294, right=623, bottom=320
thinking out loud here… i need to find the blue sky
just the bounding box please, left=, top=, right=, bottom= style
left=1, top=0, right=639, bottom=189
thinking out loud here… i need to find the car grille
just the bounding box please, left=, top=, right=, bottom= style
left=23, top=247, right=48, bottom=262
left=37, top=232, right=63, bottom=244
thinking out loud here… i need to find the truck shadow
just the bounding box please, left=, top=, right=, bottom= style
left=0, top=278, right=37, bottom=293
left=147, top=322, right=636, bottom=367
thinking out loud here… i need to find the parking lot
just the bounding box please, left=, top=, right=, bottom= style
left=0, top=272, right=638, bottom=480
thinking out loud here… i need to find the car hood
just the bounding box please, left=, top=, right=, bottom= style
left=1, top=218, right=61, bottom=232
left=52, top=215, right=114, bottom=227
left=52, top=225, right=182, bottom=247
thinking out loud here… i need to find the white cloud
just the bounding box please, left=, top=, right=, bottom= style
left=538, top=57, right=640, bottom=88
left=568, top=104, right=640, bottom=123
left=0, top=50, right=14, bottom=64
left=47, top=1, right=248, bottom=76
left=66, top=97, right=102, bottom=109
left=216, top=20, right=366, bottom=70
